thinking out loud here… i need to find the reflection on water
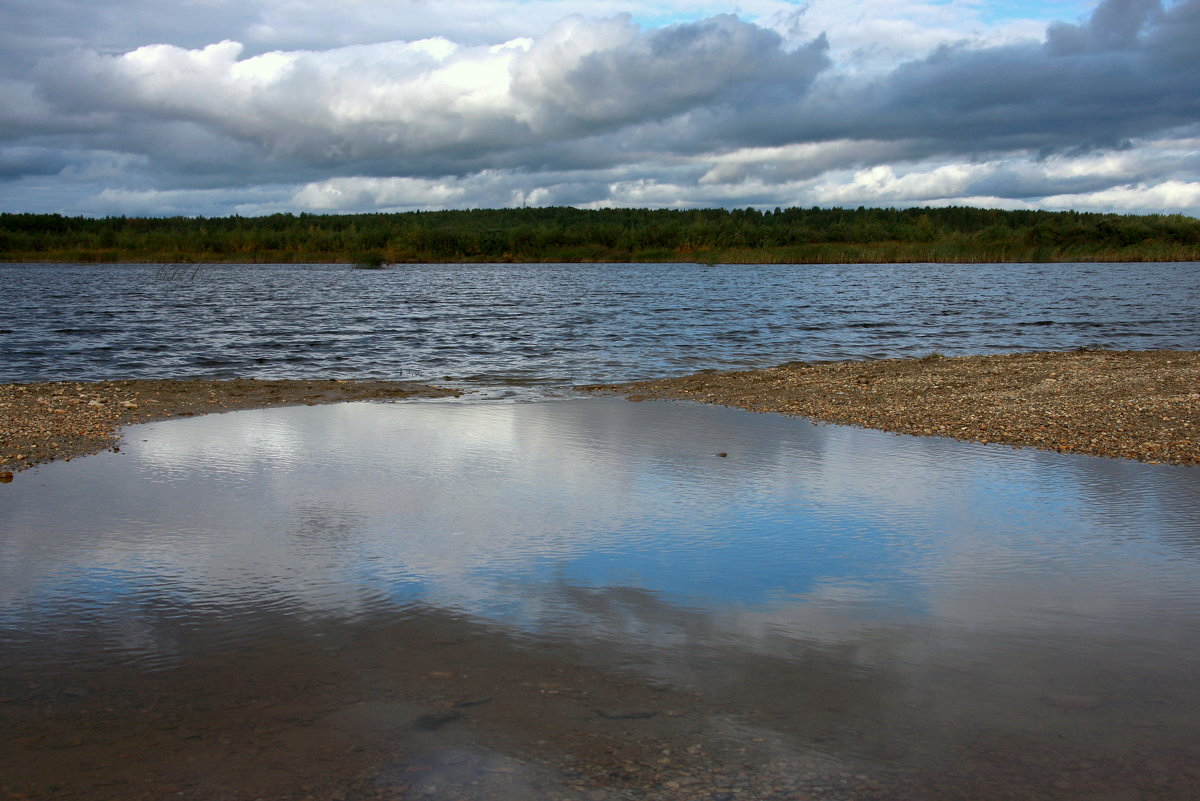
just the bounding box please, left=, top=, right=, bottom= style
left=2, top=398, right=1200, bottom=798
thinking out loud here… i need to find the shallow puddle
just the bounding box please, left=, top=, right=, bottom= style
left=2, top=397, right=1199, bottom=800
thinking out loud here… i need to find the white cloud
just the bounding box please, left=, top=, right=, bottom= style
left=814, top=163, right=986, bottom=204
left=2, top=0, right=1200, bottom=217
left=698, top=140, right=915, bottom=184
left=289, top=176, right=471, bottom=211
left=29, top=13, right=824, bottom=166
left=1039, top=180, right=1200, bottom=214
left=75, top=185, right=296, bottom=217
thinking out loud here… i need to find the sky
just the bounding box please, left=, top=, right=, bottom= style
left=1, top=0, right=1197, bottom=217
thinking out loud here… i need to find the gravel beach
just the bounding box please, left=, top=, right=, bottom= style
left=586, top=349, right=1200, bottom=466
left=3, top=350, right=1198, bottom=480
left=0, top=378, right=459, bottom=477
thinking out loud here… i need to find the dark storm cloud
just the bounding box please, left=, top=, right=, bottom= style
left=1, top=0, right=1198, bottom=215
left=0, top=147, right=73, bottom=179
left=792, top=0, right=1199, bottom=154
left=512, top=15, right=827, bottom=132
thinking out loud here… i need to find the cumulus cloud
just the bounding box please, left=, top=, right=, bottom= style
left=1, top=0, right=1198, bottom=216
left=27, top=14, right=826, bottom=168
left=1040, top=179, right=1200, bottom=213
left=788, top=0, right=1199, bottom=156
left=73, top=185, right=292, bottom=218
left=290, top=176, right=474, bottom=211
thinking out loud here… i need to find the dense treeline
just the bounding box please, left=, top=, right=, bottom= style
left=2, top=205, right=1199, bottom=263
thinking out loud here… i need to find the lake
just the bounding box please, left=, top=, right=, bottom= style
left=3, top=261, right=1199, bottom=393
left=2, top=262, right=1200, bottom=800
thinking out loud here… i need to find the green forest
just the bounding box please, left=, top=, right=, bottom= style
left=2, top=205, right=1199, bottom=264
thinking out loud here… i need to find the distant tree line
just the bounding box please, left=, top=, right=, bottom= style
left=2, top=205, right=1199, bottom=264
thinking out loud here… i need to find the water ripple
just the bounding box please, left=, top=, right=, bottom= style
left=2, top=262, right=1198, bottom=395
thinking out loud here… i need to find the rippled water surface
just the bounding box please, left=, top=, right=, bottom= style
left=5, top=399, right=1199, bottom=660
left=3, top=261, right=1199, bottom=391
left=3, top=261, right=1200, bottom=799
left=2, top=400, right=1199, bottom=798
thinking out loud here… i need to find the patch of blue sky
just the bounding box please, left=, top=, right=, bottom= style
left=973, top=0, right=1096, bottom=25
left=609, top=0, right=806, bottom=29
left=614, top=0, right=1100, bottom=33
left=624, top=6, right=740, bottom=29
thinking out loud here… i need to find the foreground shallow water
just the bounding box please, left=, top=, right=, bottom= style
left=2, top=398, right=1199, bottom=800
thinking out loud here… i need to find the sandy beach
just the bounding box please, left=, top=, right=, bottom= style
left=586, top=349, right=1200, bottom=466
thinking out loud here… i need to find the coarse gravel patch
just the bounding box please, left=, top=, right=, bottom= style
left=583, top=349, right=1200, bottom=466
left=0, top=378, right=459, bottom=476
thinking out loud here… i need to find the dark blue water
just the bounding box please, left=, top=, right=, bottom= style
left=2, top=262, right=1198, bottom=392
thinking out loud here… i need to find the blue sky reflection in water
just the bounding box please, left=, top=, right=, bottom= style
left=2, top=397, right=1198, bottom=682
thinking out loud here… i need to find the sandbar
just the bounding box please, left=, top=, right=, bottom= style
left=585, top=349, right=1200, bottom=466
left=4, top=350, right=1198, bottom=480
left=0, top=378, right=458, bottom=475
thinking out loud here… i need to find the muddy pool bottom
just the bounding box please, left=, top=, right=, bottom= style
left=2, top=397, right=1199, bottom=800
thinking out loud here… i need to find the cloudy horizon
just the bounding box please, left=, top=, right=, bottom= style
left=1, top=0, right=1197, bottom=218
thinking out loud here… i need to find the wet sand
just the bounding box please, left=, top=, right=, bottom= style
left=7, top=603, right=1198, bottom=801
left=0, top=378, right=459, bottom=476
left=0, top=611, right=892, bottom=801
left=585, top=349, right=1200, bottom=466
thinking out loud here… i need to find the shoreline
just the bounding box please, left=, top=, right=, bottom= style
left=584, top=349, right=1200, bottom=466
left=7, top=256, right=1200, bottom=265
left=0, top=378, right=459, bottom=477
left=4, top=350, right=1198, bottom=479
